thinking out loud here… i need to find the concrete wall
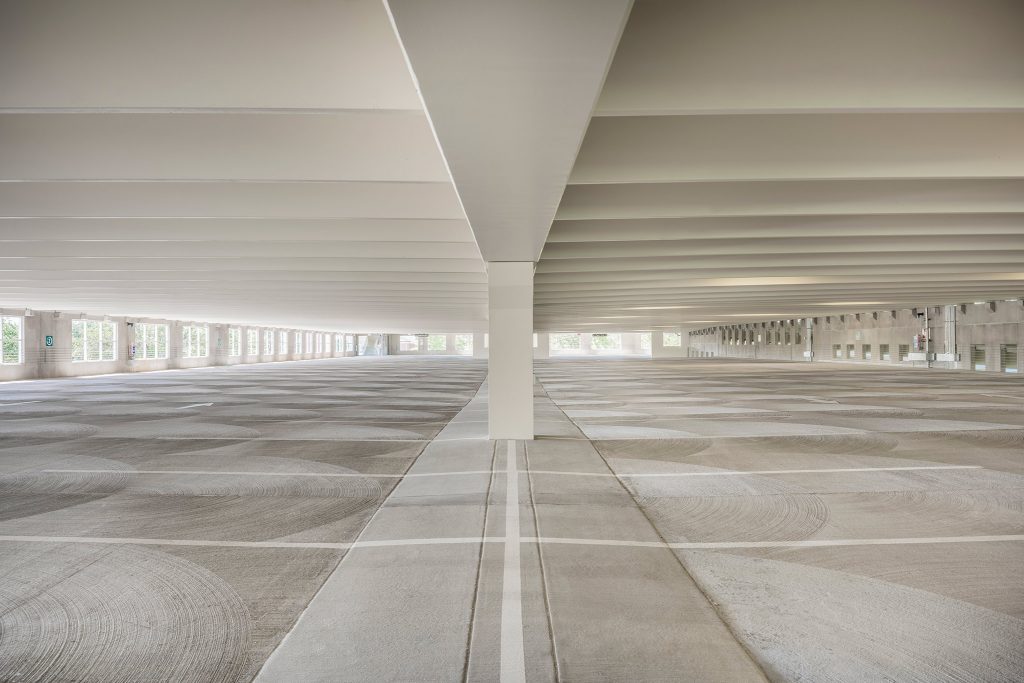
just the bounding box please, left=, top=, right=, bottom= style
left=387, top=333, right=475, bottom=357
left=0, top=307, right=359, bottom=382
left=687, top=300, right=1024, bottom=373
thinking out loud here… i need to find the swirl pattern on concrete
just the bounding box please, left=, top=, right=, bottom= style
left=680, top=550, right=1024, bottom=683
left=593, top=438, right=714, bottom=461
left=0, top=422, right=101, bottom=440
left=0, top=542, right=251, bottom=683
left=633, top=471, right=831, bottom=543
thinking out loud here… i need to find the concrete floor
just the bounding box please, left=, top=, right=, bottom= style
left=1, top=357, right=1022, bottom=682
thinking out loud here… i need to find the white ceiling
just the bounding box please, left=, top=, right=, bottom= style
left=3, top=0, right=1022, bottom=334
left=535, top=0, right=1024, bottom=331
left=0, top=0, right=485, bottom=333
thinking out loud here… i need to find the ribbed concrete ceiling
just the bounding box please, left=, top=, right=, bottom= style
left=535, top=0, right=1024, bottom=331
left=4, top=0, right=1022, bottom=336
left=0, top=0, right=485, bottom=333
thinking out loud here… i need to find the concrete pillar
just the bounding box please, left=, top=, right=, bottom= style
left=651, top=328, right=683, bottom=358
left=487, top=262, right=534, bottom=440
left=804, top=318, right=814, bottom=360
left=620, top=332, right=641, bottom=356
left=472, top=332, right=488, bottom=359
left=37, top=311, right=66, bottom=379
left=211, top=324, right=229, bottom=365
left=533, top=332, right=550, bottom=359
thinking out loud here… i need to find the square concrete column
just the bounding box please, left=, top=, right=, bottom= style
left=487, top=262, right=534, bottom=439
left=472, top=332, right=488, bottom=358
left=533, top=332, right=550, bottom=359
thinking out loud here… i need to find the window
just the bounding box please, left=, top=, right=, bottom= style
left=484, top=333, right=489, bottom=349
left=533, top=333, right=538, bottom=348
left=399, top=335, right=419, bottom=352
left=663, top=332, right=682, bottom=347
left=335, top=334, right=343, bottom=353
left=72, top=319, right=117, bottom=362
left=263, top=330, right=274, bottom=355
left=640, top=333, right=651, bottom=351
left=972, top=345, right=986, bottom=371
left=847, top=344, right=856, bottom=359
left=863, top=344, right=872, bottom=361
left=345, top=335, right=354, bottom=352
left=1, top=316, right=24, bottom=364
left=247, top=329, right=258, bottom=356
left=795, top=331, right=802, bottom=345
left=899, top=344, right=910, bottom=361
left=591, top=333, right=621, bottom=352
left=785, top=330, right=791, bottom=345
left=280, top=331, right=289, bottom=355
left=226, top=328, right=241, bottom=357
left=316, top=333, right=323, bottom=354
left=550, top=333, right=582, bottom=353
left=455, top=334, right=473, bottom=355
left=182, top=325, right=209, bottom=358
left=136, top=323, right=169, bottom=360
left=833, top=344, right=842, bottom=358
left=295, top=332, right=303, bottom=354
left=1001, top=344, right=1018, bottom=373
left=305, top=332, right=313, bottom=352
left=880, top=344, right=890, bottom=361
left=427, top=334, right=447, bottom=352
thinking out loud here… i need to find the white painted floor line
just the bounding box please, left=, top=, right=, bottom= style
left=177, top=402, right=214, bottom=409
left=524, top=535, right=1024, bottom=550
left=0, top=400, right=44, bottom=406
left=40, top=464, right=982, bottom=479
left=1, top=533, right=1021, bottom=551
left=555, top=464, right=984, bottom=478
left=500, top=439, right=527, bottom=683
left=42, top=468, right=494, bottom=479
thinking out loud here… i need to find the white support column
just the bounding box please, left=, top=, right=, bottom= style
left=472, top=332, right=488, bottom=359
left=533, top=332, right=550, bottom=359
left=804, top=318, right=814, bottom=360
left=487, top=262, right=534, bottom=440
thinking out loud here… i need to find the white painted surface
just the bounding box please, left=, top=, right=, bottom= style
left=386, top=0, right=633, bottom=261
left=487, top=263, right=535, bottom=439
left=500, top=440, right=527, bottom=683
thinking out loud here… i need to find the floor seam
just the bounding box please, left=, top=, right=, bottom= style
left=538, top=377, right=774, bottom=682
left=252, top=378, right=486, bottom=681
left=462, top=439, right=498, bottom=683
left=525, top=438, right=562, bottom=683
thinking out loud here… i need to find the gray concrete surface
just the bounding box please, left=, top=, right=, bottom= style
left=1, top=356, right=1022, bottom=681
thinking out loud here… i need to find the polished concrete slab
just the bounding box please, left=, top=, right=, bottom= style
left=1, top=356, right=1022, bottom=681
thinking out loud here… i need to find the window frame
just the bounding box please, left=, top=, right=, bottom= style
left=264, top=329, right=275, bottom=356
left=72, top=319, right=117, bottom=363
left=0, top=315, right=24, bottom=365
left=182, top=324, right=209, bottom=359
left=227, top=328, right=241, bottom=357
left=135, top=323, right=170, bottom=360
